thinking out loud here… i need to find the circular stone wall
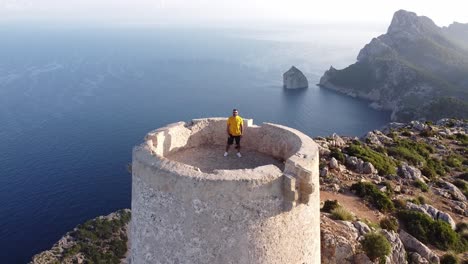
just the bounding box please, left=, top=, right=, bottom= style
left=131, top=118, right=320, bottom=264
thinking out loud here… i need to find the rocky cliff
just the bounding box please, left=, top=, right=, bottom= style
left=319, top=10, right=468, bottom=122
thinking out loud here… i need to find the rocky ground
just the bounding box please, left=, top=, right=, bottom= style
left=30, top=119, right=467, bottom=263
left=318, top=118, right=467, bottom=263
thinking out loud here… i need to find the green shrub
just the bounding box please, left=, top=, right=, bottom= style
left=351, top=182, right=395, bottom=212
left=440, top=253, right=459, bottom=264
left=453, top=180, right=468, bottom=198
left=331, top=206, right=354, bottom=221
left=67, top=210, right=131, bottom=263
left=383, top=181, right=394, bottom=196
left=447, top=154, right=463, bottom=168
left=345, top=144, right=397, bottom=175
left=397, top=210, right=466, bottom=251
left=417, top=196, right=427, bottom=204
left=380, top=217, right=399, bottom=232
left=454, top=133, right=468, bottom=146
left=420, top=130, right=435, bottom=137
left=422, top=158, right=447, bottom=178
left=414, top=180, right=429, bottom=192
left=387, top=139, right=434, bottom=166
left=402, top=130, right=412, bottom=137
left=393, top=199, right=407, bottom=209
left=330, top=147, right=346, bottom=164
left=322, top=200, right=340, bottom=213
left=361, top=232, right=391, bottom=261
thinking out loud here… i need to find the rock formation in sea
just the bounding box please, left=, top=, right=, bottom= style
left=283, top=66, right=309, bottom=89
left=319, top=10, right=468, bottom=122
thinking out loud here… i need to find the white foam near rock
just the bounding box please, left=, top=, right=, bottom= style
left=283, top=66, right=308, bottom=89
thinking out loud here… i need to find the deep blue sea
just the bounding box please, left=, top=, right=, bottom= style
left=0, top=24, right=389, bottom=263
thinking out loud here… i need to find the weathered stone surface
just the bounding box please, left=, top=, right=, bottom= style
left=346, top=156, right=358, bottom=169
left=410, top=121, right=428, bottom=131
left=329, top=157, right=339, bottom=169
left=321, top=215, right=360, bottom=264
left=133, top=118, right=320, bottom=263
left=399, top=230, right=440, bottom=264
left=283, top=66, right=308, bottom=89
left=443, top=181, right=467, bottom=202
left=320, top=167, right=329, bottom=177
left=398, top=163, right=424, bottom=182
left=408, top=252, right=430, bottom=264
left=330, top=133, right=346, bottom=147
left=353, top=221, right=371, bottom=236
left=364, top=130, right=393, bottom=146
left=362, top=162, right=377, bottom=174
left=382, top=230, right=407, bottom=264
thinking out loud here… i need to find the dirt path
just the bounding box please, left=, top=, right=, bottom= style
left=321, top=191, right=381, bottom=223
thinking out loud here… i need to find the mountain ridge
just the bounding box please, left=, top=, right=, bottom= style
left=319, top=9, right=468, bottom=122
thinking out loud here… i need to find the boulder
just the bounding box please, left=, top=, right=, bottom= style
left=443, top=181, right=467, bottom=202
left=329, top=157, right=339, bottom=170
left=353, top=221, right=371, bottom=235
left=362, top=162, right=377, bottom=174
left=346, top=156, right=359, bottom=169
left=283, top=66, right=308, bottom=89
left=320, top=167, right=329, bottom=177
left=364, top=130, right=393, bottom=146
left=398, top=163, right=424, bottom=182
left=410, top=121, right=428, bottom=131
left=408, top=252, right=429, bottom=264
left=399, top=230, right=439, bottom=264
left=330, top=133, right=346, bottom=147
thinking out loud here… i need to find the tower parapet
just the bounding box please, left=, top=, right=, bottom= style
left=131, top=118, right=320, bottom=263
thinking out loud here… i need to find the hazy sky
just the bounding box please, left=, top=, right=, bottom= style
left=1, top=0, right=467, bottom=27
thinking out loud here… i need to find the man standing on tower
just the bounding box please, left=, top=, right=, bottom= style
left=224, top=108, right=243, bottom=157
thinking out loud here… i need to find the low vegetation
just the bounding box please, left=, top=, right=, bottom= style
left=345, top=143, right=397, bottom=175
left=413, top=179, right=429, bottom=192
left=397, top=210, right=467, bottom=252
left=62, top=210, right=131, bottom=264
left=440, top=253, right=460, bottom=264
left=361, top=232, right=391, bottom=262
left=350, top=182, right=395, bottom=212
left=322, top=200, right=340, bottom=213
left=379, top=217, right=399, bottom=232
left=330, top=206, right=354, bottom=221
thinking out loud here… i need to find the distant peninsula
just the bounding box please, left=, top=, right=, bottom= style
left=319, top=10, right=468, bottom=122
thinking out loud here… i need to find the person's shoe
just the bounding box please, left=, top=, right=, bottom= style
left=224, top=152, right=228, bottom=157
left=236, top=152, right=242, bottom=158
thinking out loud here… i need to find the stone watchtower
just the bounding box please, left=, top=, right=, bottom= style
left=131, top=118, right=320, bottom=263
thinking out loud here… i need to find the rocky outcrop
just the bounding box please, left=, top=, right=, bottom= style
left=364, top=130, right=393, bottom=146
left=319, top=10, right=468, bottom=121
left=398, top=163, right=424, bottom=182
left=442, top=181, right=467, bottom=202
left=320, top=215, right=373, bottom=264
left=399, top=230, right=440, bottom=264
left=346, top=156, right=377, bottom=174
left=382, top=230, right=407, bottom=264
left=283, top=66, right=308, bottom=89
left=406, top=202, right=456, bottom=229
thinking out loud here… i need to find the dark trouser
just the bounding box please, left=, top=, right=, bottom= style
left=227, top=135, right=241, bottom=148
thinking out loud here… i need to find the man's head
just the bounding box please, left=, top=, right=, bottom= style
left=232, top=109, right=238, bottom=116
